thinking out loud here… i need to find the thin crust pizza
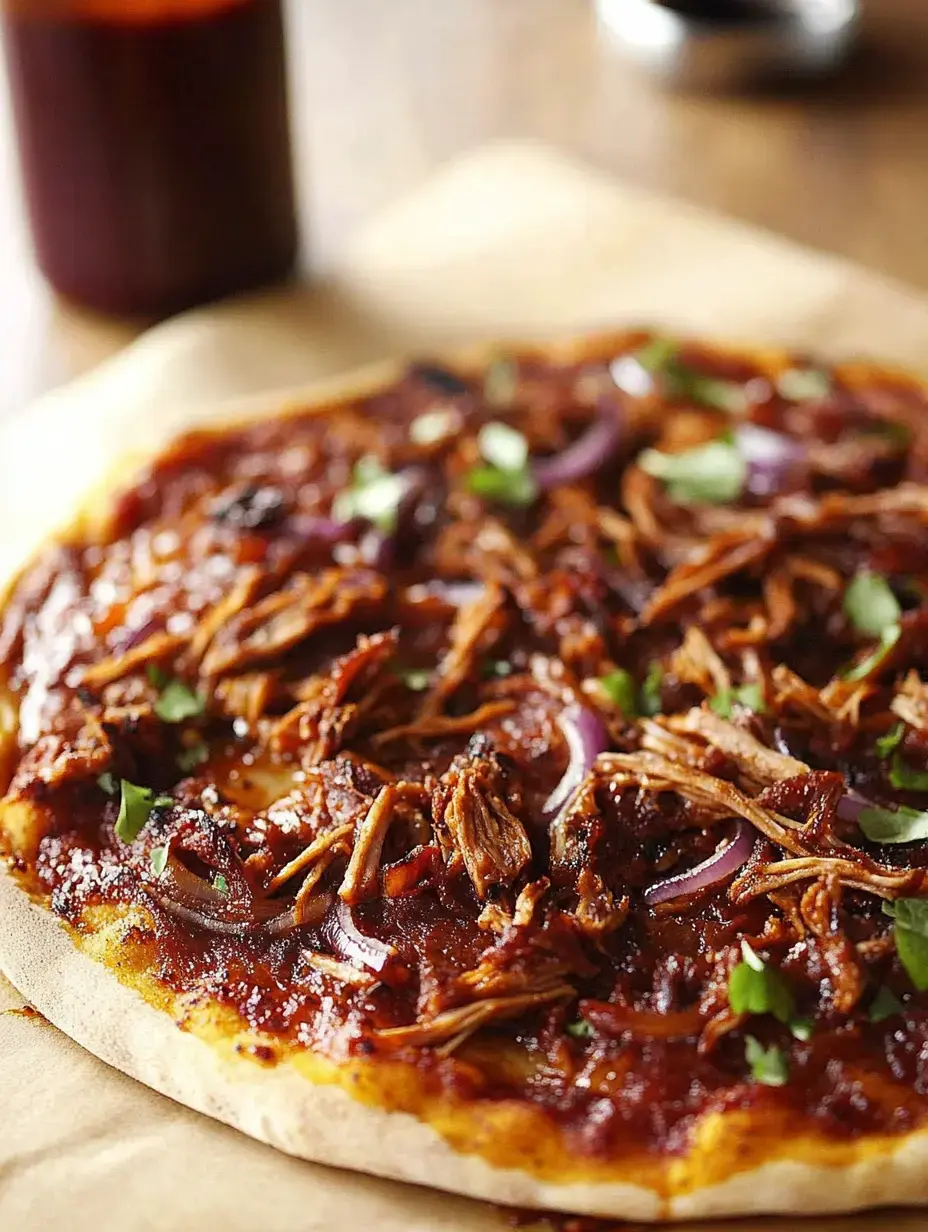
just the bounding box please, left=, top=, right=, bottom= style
left=3, top=330, right=928, bottom=1222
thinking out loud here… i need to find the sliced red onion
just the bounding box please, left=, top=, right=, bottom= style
left=543, top=705, right=610, bottom=821
left=644, top=820, right=755, bottom=907
left=735, top=424, right=805, bottom=497
left=325, top=899, right=395, bottom=973
left=836, top=792, right=869, bottom=824
left=532, top=403, right=624, bottom=490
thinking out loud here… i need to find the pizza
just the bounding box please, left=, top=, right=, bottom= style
left=3, top=329, right=928, bottom=1222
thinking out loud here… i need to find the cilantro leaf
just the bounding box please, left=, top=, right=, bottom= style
left=884, top=898, right=928, bottom=990
left=630, top=339, right=748, bottom=413
left=859, top=803, right=928, bottom=844
left=150, top=846, right=169, bottom=877
left=789, top=1017, right=814, bottom=1042
left=153, top=678, right=204, bottom=724
left=213, top=874, right=229, bottom=896
left=466, top=423, right=538, bottom=507
left=599, top=669, right=638, bottom=719
left=177, top=741, right=209, bottom=773
left=478, top=422, right=529, bottom=471
left=566, top=1018, right=595, bottom=1040
left=868, top=985, right=904, bottom=1023
left=640, top=662, right=664, bottom=717
left=841, top=623, right=901, bottom=682
left=638, top=438, right=746, bottom=507
left=843, top=571, right=901, bottom=637
left=115, top=780, right=173, bottom=844
left=709, top=682, right=765, bottom=718
left=876, top=722, right=905, bottom=759
left=398, top=666, right=431, bottom=692
left=332, top=457, right=409, bottom=531
left=482, top=658, right=512, bottom=679
left=889, top=753, right=928, bottom=792
left=745, top=1036, right=789, bottom=1087
left=97, top=771, right=118, bottom=796
left=728, top=940, right=796, bottom=1025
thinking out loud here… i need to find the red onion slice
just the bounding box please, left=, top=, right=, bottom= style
left=543, top=705, right=610, bottom=821
left=325, top=899, right=396, bottom=973
left=643, top=820, right=755, bottom=907
left=735, top=424, right=804, bottom=497
left=837, top=792, right=869, bottom=824
left=532, top=403, right=624, bottom=491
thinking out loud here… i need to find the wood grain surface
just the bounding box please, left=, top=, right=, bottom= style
left=0, top=0, right=924, bottom=418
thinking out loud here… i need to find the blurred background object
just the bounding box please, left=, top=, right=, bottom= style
left=595, top=0, right=859, bottom=90
left=0, top=0, right=925, bottom=415
left=2, top=0, right=296, bottom=317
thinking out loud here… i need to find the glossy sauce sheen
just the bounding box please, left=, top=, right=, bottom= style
left=2, top=0, right=296, bottom=315
left=3, top=334, right=928, bottom=1170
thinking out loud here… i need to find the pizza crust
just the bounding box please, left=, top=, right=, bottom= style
left=4, top=337, right=928, bottom=1220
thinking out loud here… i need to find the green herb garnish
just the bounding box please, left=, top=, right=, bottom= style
left=638, top=437, right=746, bottom=507
left=599, top=669, right=638, bottom=719
left=177, top=741, right=209, bottom=773
left=775, top=368, right=832, bottom=403
left=398, top=667, right=431, bottom=692
left=709, top=682, right=765, bottom=719
left=884, top=898, right=928, bottom=990
left=635, top=339, right=747, bottom=414
left=745, top=1036, right=789, bottom=1087
left=859, top=803, right=928, bottom=845
left=789, top=1017, right=814, bottom=1042
left=410, top=408, right=456, bottom=445
left=482, top=659, right=513, bottom=679
left=640, top=662, right=664, bottom=717
left=97, top=771, right=118, bottom=796
left=843, top=571, right=901, bottom=637
left=566, top=1018, right=595, bottom=1040
left=150, top=846, right=169, bottom=877
left=842, top=624, right=901, bottom=682
left=213, top=874, right=229, bottom=896
left=868, top=985, right=905, bottom=1023
left=114, top=780, right=173, bottom=844
left=728, top=940, right=796, bottom=1025
left=889, top=753, right=928, bottom=793
left=467, top=422, right=538, bottom=507
left=876, top=722, right=905, bottom=759
left=153, top=678, right=204, bottom=724
left=332, top=456, right=409, bottom=531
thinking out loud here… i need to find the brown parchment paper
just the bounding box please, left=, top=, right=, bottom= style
left=4, top=142, right=928, bottom=1232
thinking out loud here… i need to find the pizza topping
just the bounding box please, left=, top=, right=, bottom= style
left=8, top=335, right=928, bottom=1160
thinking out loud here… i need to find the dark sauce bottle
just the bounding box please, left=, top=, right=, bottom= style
left=2, top=0, right=298, bottom=317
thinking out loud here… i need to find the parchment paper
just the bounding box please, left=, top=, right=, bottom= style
left=4, top=142, right=928, bottom=1232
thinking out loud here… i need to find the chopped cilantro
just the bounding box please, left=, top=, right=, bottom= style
left=638, top=437, right=746, bottom=507
left=876, top=722, right=905, bottom=759
left=114, top=780, right=173, bottom=844
left=332, top=456, right=408, bottom=531
left=97, top=771, right=118, bottom=796
left=631, top=339, right=747, bottom=414
left=745, top=1036, right=789, bottom=1087
left=478, top=422, right=529, bottom=471
left=889, top=753, right=928, bottom=793
left=410, top=408, right=456, bottom=445
left=843, top=571, right=901, bottom=637
left=566, top=1018, right=595, bottom=1040
left=709, top=682, right=765, bottom=718
left=153, top=677, right=204, bottom=724
left=599, top=668, right=637, bottom=719
left=150, top=846, right=168, bottom=877
left=146, top=664, right=168, bottom=689
left=467, top=422, right=538, bottom=507
left=398, top=666, right=431, bottom=692
left=482, top=659, right=512, bottom=679
left=213, top=874, right=229, bottom=896
left=640, top=662, right=664, bottom=717
left=177, top=741, right=209, bottom=773
left=728, top=940, right=796, bottom=1025
left=842, top=624, right=901, bottom=682
left=884, top=898, right=928, bottom=991
left=868, top=985, right=904, bottom=1024
left=859, top=803, right=928, bottom=845
left=789, top=1017, right=814, bottom=1042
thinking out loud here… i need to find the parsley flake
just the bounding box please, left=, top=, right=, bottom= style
left=884, top=898, right=928, bottom=990
left=745, top=1036, right=789, bottom=1087
left=859, top=803, right=928, bottom=845
left=843, top=571, right=901, bottom=637
left=153, top=678, right=204, bottom=724
left=638, top=437, right=746, bottom=507
left=869, top=985, right=904, bottom=1023
left=150, top=846, right=169, bottom=877
left=709, top=681, right=765, bottom=718
left=728, top=940, right=796, bottom=1025
left=114, top=780, right=173, bottom=844
left=619, top=339, right=748, bottom=414
left=467, top=422, right=538, bottom=507
left=640, top=662, right=664, bottom=717
left=876, top=722, right=905, bottom=759
left=889, top=753, right=928, bottom=793
left=213, top=874, right=229, bottom=896
left=482, top=659, right=513, bottom=679
left=566, top=1018, right=595, bottom=1040
left=333, top=457, right=409, bottom=532
left=842, top=623, right=901, bottom=682
left=599, top=669, right=638, bottom=719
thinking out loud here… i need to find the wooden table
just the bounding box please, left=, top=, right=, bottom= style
left=0, top=0, right=925, bottom=419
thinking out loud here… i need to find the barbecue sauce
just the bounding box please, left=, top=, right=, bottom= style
left=2, top=0, right=297, bottom=316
